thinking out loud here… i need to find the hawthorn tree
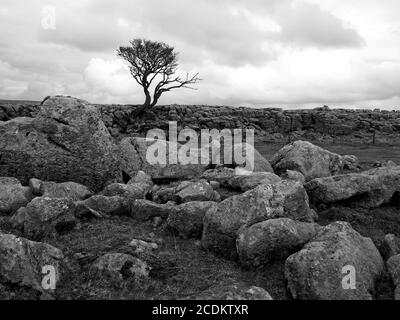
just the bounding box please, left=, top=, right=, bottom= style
left=117, top=39, right=201, bottom=110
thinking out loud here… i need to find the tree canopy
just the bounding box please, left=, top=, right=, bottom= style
left=117, top=39, right=201, bottom=108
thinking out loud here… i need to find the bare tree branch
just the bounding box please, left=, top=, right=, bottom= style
left=117, top=39, right=201, bottom=109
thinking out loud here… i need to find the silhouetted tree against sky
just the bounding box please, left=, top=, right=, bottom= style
left=117, top=39, right=201, bottom=109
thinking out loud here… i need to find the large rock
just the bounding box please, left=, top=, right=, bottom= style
left=387, top=254, right=400, bottom=300
left=374, top=160, right=397, bottom=168
left=131, top=199, right=176, bottom=221
left=75, top=195, right=130, bottom=218
left=0, top=96, right=121, bottom=192
left=305, top=166, right=400, bottom=208
left=281, top=170, right=306, bottom=185
left=227, top=171, right=281, bottom=191
left=175, top=180, right=219, bottom=203
left=285, top=222, right=384, bottom=300
left=38, top=181, right=92, bottom=200
left=202, top=167, right=236, bottom=187
left=151, top=185, right=178, bottom=204
left=185, top=282, right=273, bottom=300
left=29, top=178, right=42, bottom=195
left=341, top=155, right=360, bottom=171
left=102, top=182, right=149, bottom=202
left=0, top=177, right=32, bottom=215
left=127, top=170, right=153, bottom=187
left=119, top=137, right=208, bottom=182
left=237, top=218, right=320, bottom=268
left=387, top=254, right=400, bottom=286
left=202, top=180, right=314, bottom=259
left=212, top=142, right=274, bottom=173
left=271, top=141, right=356, bottom=181
left=167, top=201, right=216, bottom=239
left=381, top=234, right=400, bottom=261
left=91, top=253, right=150, bottom=282
left=0, top=232, right=64, bottom=291
left=129, top=239, right=159, bottom=254
left=10, top=197, right=77, bottom=240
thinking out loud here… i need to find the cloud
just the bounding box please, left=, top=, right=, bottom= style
left=82, top=58, right=141, bottom=103
left=0, top=0, right=399, bottom=109
left=38, top=6, right=134, bottom=52
left=274, top=2, right=366, bottom=48
left=0, top=60, right=27, bottom=98
left=84, top=58, right=134, bottom=93
left=82, top=0, right=278, bottom=67
left=35, top=0, right=364, bottom=66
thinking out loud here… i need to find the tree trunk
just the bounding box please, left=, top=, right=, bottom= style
left=151, top=91, right=163, bottom=107
left=131, top=87, right=152, bottom=118
left=143, top=87, right=152, bottom=108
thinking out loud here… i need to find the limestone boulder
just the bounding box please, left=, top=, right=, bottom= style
left=0, top=96, right=122, bottom=192
left=285, top=222, right=384, bottom=300
left=212, top=142, right=273, bottom=173
left=167, top=201, right=216, bottom=239
left=381, top=234, right=400, bottom=261
left=341, top=155, right=360, bottom=171
left=91, top=253, right=150, bottom=282
left=227, top=171, right=281, bottom=191
left=387, top=254, right=400, bottom=286
left=305, top=166, right=400, bottom=208
left=281, top=170, right=306, bottom=185
left=0, top=177, right=32, bottom=215
left=127, top=170, right=153, bottom=188
left=119, top=137, right=208, bottom=182
left=202, top=180, right=314, bottom=259
left=185, top=282, right=273, bottom=300
left=102, top=182, right=149, bottom=202
left=10, top=197, right=77, bottom=240
left=29, top=178, right=43, bottom=196
left=38, top=181, right=92, bottom=200
left=131, top=199, right=176, bottom=221
left=0, top=232, right=64, bottom=291
left=129, top=239, right=159, bottom=254
left=74, top=195, right=130, bottom=218
left=175, top=180, right=219, bottom=203
left=237, top=218, right=320, bottom=268
left=201, top=167, right=236, bottom=187
left=387, top=254, right=400, bottom=299
left=151, top=185, right=178, bottom=204
left=271, top=141, right=357, bottom=181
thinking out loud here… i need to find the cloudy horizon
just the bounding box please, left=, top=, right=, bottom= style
left=1, top=0, right=400, bottom=109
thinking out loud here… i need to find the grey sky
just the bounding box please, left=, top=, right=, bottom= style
left=1, top=0, right=400, bottom=109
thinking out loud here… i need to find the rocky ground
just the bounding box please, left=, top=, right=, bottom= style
left=1, top=96, right=400, bottom=300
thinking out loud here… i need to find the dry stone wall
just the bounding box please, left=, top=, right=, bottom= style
left=1, top=101, right=400, bottom=144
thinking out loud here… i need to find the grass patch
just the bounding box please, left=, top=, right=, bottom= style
left=1, top=216, right=287, bottom=300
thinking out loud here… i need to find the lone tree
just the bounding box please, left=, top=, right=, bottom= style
left=117, top=39, right=201, bottom=110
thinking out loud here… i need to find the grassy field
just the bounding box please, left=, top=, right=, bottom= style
left=0, top=217, right=288, bottom=300
left=1, top=206, right=394, bottom=300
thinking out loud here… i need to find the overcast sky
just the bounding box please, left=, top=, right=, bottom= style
left=1, top=0, right=400, bottom=109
